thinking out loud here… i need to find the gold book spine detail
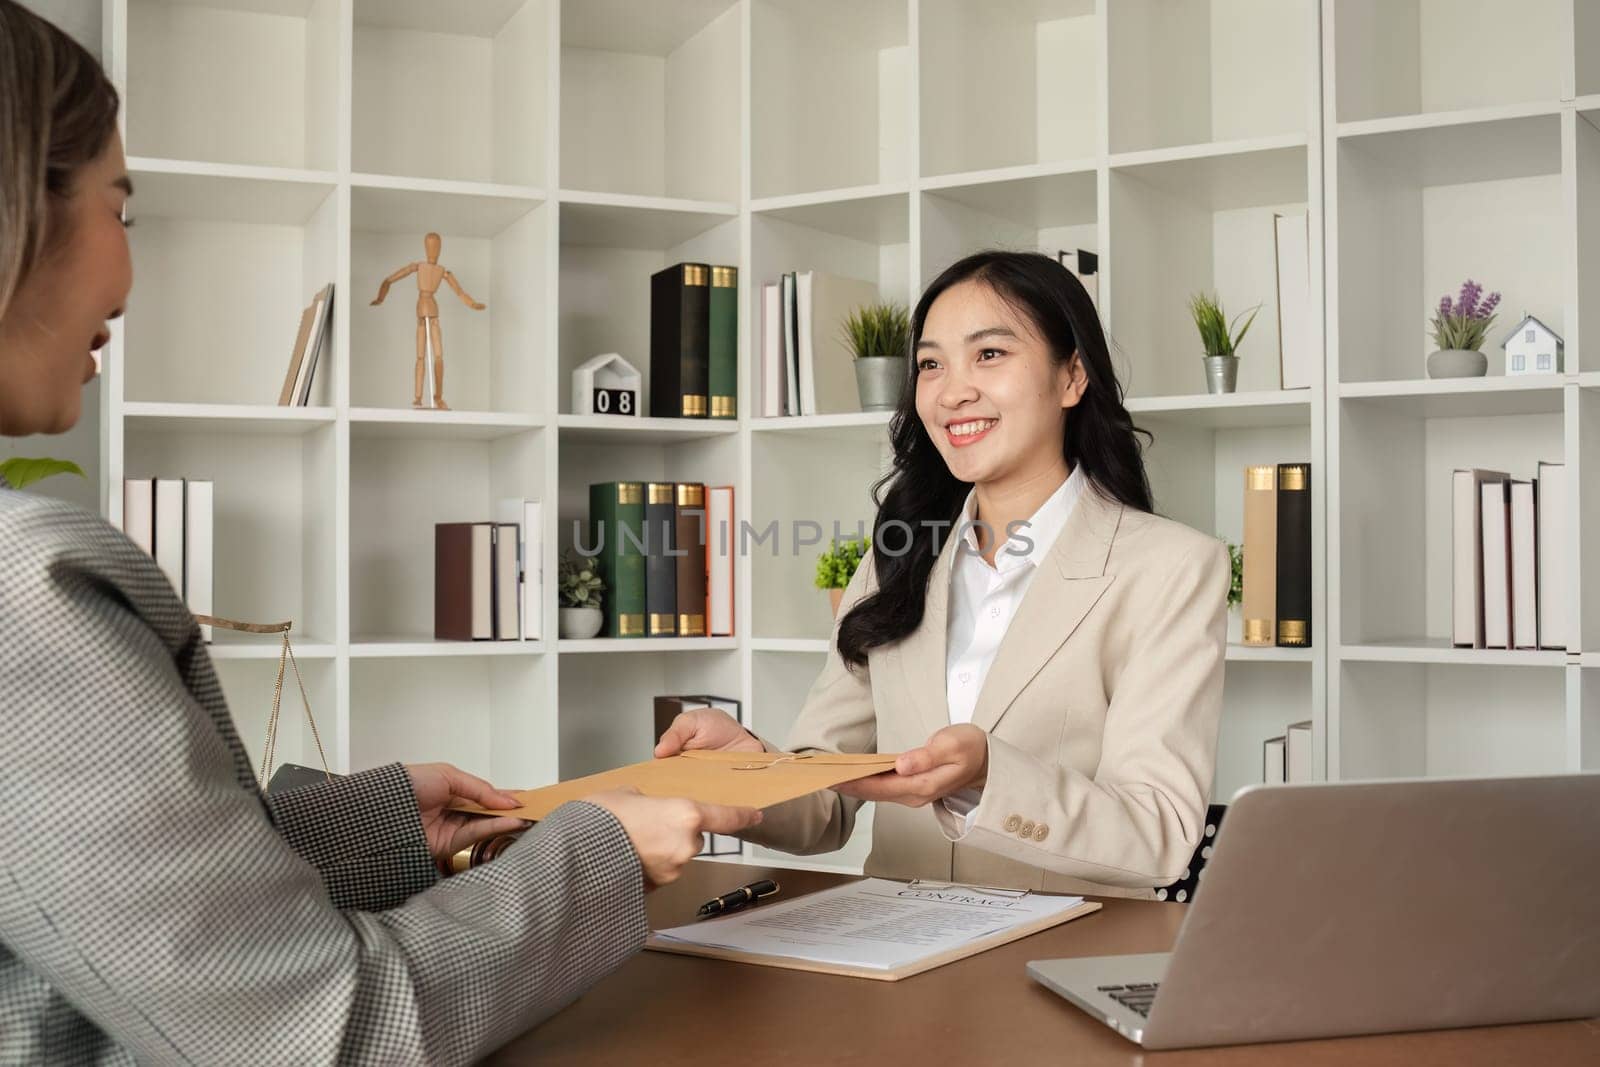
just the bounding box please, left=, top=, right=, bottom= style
left=1244, top=619, right=1273, bottom=645
left=1279, top=465, right=1308, bottom=491
left=711, top=266, right=737, bottom=287
left=1246, top=465, right=1276, bottom=491
left=648, top=613, right=677, bottom=635
left=710, top=395, right=735, bottom=418
left=616, top=482, right=644, bottom=506
left=676, top=483, right=704, bottom=507
left=647, top=483, right=674, bottom=505
left=678, top=613, right=706, bottom=637
left=685, top=265, right=709, bottom=286
left=1278, top=619, right=1309, bottom=646
left=618, top=614, right=645, bottom=637
left=682, top=395, right=708, bottom=416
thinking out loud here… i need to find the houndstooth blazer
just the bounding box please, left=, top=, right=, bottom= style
left=0, top=489, right=647, bottom=1065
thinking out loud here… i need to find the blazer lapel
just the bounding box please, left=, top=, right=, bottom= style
left=969, top=486, right=1123, bottom=734
left=898, top=530, right=959, bottom=740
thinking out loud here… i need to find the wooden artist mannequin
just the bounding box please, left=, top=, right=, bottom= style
left=371, top=232, right=486, bottom=410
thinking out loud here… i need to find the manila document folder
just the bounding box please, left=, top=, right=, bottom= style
left=455, top=750, right=900, bottom=821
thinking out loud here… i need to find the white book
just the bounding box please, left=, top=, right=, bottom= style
left=781, top=272, right=800, bottom=416
left=1263, top=736, right=1286, bottom=785
left=1452, top=468, right=1505, bottom=648
left=761, top=282, right=783, bottom=417
left=1510, top=480, right=1538, bottom=650
left=123, top=478, right=155, bottom=557
left=295, top=284, right=333, bottom=406
left=706, top=485, right=735, bottom=636
left=796, top=270, right=817, bottom=415
left=497, top=498, right=542, bottom=640
left=470, top=524, right=494, bottom=640
left=1536, top=461, right=1566, bottom=649
left=184, top=480, right=214, bottom=642
left=1480, top=479, right=1512, bottom=650
left=1285, top=720, right=1312, bottom=783
left=809, top=271, right=880, bottom=414
left=493, top=524, right=519, bottom=641
left=154, top=478, right=186, bottom=598
left=1274, top=213, right=1312, bottom=390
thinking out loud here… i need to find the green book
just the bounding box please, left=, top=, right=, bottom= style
left=589, top=481, right=646, bottom=638
left=709, top=265, right=738, bottom=419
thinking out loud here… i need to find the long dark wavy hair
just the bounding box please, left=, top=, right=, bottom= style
left=836, top=250, right=1153, bottom=668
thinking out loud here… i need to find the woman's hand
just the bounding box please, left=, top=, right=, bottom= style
left=405, top=762, right=528, bottom=865
left=654, top=707, right=763, bottom=757
left=834, top=725, right=990, bottom=807
left=585, top=787, right=762, bottom=889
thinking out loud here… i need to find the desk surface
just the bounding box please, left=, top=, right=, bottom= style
left=492, top=862, right=1600, bottom=1065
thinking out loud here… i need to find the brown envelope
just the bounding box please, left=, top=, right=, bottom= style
left=454, top=750, right=900, bottom=821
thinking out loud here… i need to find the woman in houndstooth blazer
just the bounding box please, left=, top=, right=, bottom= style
left=0, top=6, right=758, bottom=1063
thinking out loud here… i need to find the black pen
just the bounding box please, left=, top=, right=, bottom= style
left=697, top=879, right=780, bottom=918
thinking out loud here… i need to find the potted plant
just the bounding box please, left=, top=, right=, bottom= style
left=815, top=536, right=870, bottom=618
left=558, top=551, right=606, bottom=639
left=0, top=457, right=85, bottom=491
left=1188, top=292, right=1259, bottom=394
left=1427, top=279, right=1501, bottom=379
left=841, top=302, right=910, bottom=412
left=1225, top=541, right=1243, bottom=643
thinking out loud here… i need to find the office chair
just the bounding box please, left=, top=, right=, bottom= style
left=1155, top=803, right=1227, bottom=903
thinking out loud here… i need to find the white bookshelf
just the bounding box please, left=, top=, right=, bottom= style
left=26, top=0, right=1600, bottom=882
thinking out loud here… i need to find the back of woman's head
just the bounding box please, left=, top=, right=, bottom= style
left=0, top=0, right=120, bottom=323
left=835, top=249, right=1152, bottom=667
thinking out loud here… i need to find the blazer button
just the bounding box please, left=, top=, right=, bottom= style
left=1032, top=823, right=1050, bottom=841
left=1020, top=820, right=1036, bottom=838
left=1003, top=814, right=1022, bottom=833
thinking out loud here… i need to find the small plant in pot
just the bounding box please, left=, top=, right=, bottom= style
left=815, top=536, right=870, bottom=619
left=1427, top=279, right=1501, bottom=379
left=558, top=551, right=606, bottom=639
left=841, top=302, right=910, bottom=412
left=1188, top=291, right=1259, bottom=395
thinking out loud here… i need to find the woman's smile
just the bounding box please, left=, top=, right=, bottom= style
left=946, top=417, right=998, bottom=447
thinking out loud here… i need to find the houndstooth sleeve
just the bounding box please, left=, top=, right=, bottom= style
left=265, top=764, right=441, bottom=911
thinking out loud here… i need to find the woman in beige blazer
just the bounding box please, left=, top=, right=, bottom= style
left=658, top=250, right=1229, bottom=899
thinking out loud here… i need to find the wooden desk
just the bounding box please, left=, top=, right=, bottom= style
left=492, top=862, right=1600, bottom=1065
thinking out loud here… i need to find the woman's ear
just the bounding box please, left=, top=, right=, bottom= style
left=1059, top=353, right=1089, bottom=410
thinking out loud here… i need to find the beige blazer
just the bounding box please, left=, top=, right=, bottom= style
left=744, top=485, right=1229, bottom=899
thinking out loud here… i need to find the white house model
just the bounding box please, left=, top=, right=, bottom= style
left=571, top=352, right=642, bottom=415
left=1501, top=314, right=1564, bottom=376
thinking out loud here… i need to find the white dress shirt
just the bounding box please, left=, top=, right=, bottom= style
left=941, top=466, right=1086, bottom=831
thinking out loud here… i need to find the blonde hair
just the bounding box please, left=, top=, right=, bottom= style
left=0, top=0, right=120, bottom=323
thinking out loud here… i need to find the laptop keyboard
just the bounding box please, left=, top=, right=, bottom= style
left=1097, top=983, right=1159, bottom=1018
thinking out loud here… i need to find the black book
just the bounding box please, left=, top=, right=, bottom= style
left=645, top=482, right=678, bottom=637
left=650, top=262, right=711, bottom=418
left=1275, top=463, right=1312, bottom=647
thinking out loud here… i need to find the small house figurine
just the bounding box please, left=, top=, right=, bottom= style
left=1501, top=313, right=1563, bottom=376
left=572, top=353, right=642, bottom=416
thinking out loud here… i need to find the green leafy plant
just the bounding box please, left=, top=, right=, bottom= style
left=1226, top=541, right=1243, bottom=611
left=840, top=302, right=911, bottom=361
left=1188, top=292, right=1260, bottom=358
left=0, top=457, right=86, bottom=491
left=1429, top=279, right=1501, bottom=352
left=558, top=551, right=605, bottom=609
left=815, top=536, right=870, bottom=591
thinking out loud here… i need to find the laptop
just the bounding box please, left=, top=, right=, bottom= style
left=1027, top=774, right=1600, bottom=1049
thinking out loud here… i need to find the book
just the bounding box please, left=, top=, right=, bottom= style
left=806, top=270, right=880, bottom=414
left=782, top=272, right=800, bottom=416
left=645, top=483, right=678, bottom=637
left=497, top=498, right=542, bottom=640
left=674, top=483, right=708, bottom=638
left=184, top=480, right=213, bottom=642
left=1285, top=720, right=1312, bottom=783
left=796, top=271, right=816, bottom=415
left=295, top=284, right=334, bottom=407
left=1263, top=735, right=1286, bottom=784
left=590, top=482, right=646, bottom=638
left=435, top=523, right=493, bottom=641
left=1057, top=249, right=1099, bottom=307
left=760, top=281, right=784, bottom=417
left=1452, top=468, right=1507, bottom=648
left=1510, top=480, right=1538, bottom=650
left=123, top=478, right=155, bottom=556
left=1536, top=461, right=1566, bottom=649
left=154, top=478, right=186, bottom=598
left=709, top=265, right=738, bottom=419
left=277, top=304, right=316, bottom=406
left=1481, top=478, right=1512, bottom=650
left=650, top=263, right=710, bottom=418
left=1274, top=464, right=1311, bottom=647
left=494, top=523, right=519, bottom=641
left=1241, top=465, right=1277, bottom=647
left=706, top=485, right=735, bottom=636
left=1273, top=213, right=1312, bottom=390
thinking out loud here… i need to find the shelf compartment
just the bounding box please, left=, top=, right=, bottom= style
left=558, top=650, right=740, bottom=778
left=123, top=402, right=336, bottom=435
left=1127, top=391, right=1312, bottom=430
left=349, top=408, right=545, bottom=440
left=751, top=187, right=911, bottom=244
left=560, top=0, right=740, bottom=201
left=1108, top=0, right=1313, bottom=155
left=1339, top=639, right=1567, bottom=667
left=126, top=0, right=340, bottom=171
left=351, top=187, right=550, bottom=414
left=919, top=0, right=1099, bottom=177
left=1338, top=378, right=1567, bottom=419
left=1332, top=0, right=1569, bottom=125
left=751, top=0, right=909, bottom=199
left=1214, top=661, right=1316, bottom=800
left=353, top=0, right=549, bottom=186
left=920, top=169, right=1097, bottom=292
left=558, top=195, right=739, bottom=250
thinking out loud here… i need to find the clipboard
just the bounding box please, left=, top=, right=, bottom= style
left=646, top=879, right=1102, bottom=982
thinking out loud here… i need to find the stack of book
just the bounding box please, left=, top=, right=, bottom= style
left=1240, top=463, right=1313, bottom=648
left=586, top=481, right=735, bottom=639
left=1452, top=463, right=1565, bottom=650
left=433, top=500, right=541, bottom=641
left=278, top=283, right=334, bottom=407
left=651, top=263, right=738, bottom=420
left=759, top=269, right=880, bottom=417
left=654, top=694, right=745, bottom=856
left=122, top=478, right=213, bottom=640
left=1263, top=720, right=1312, bottom=784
